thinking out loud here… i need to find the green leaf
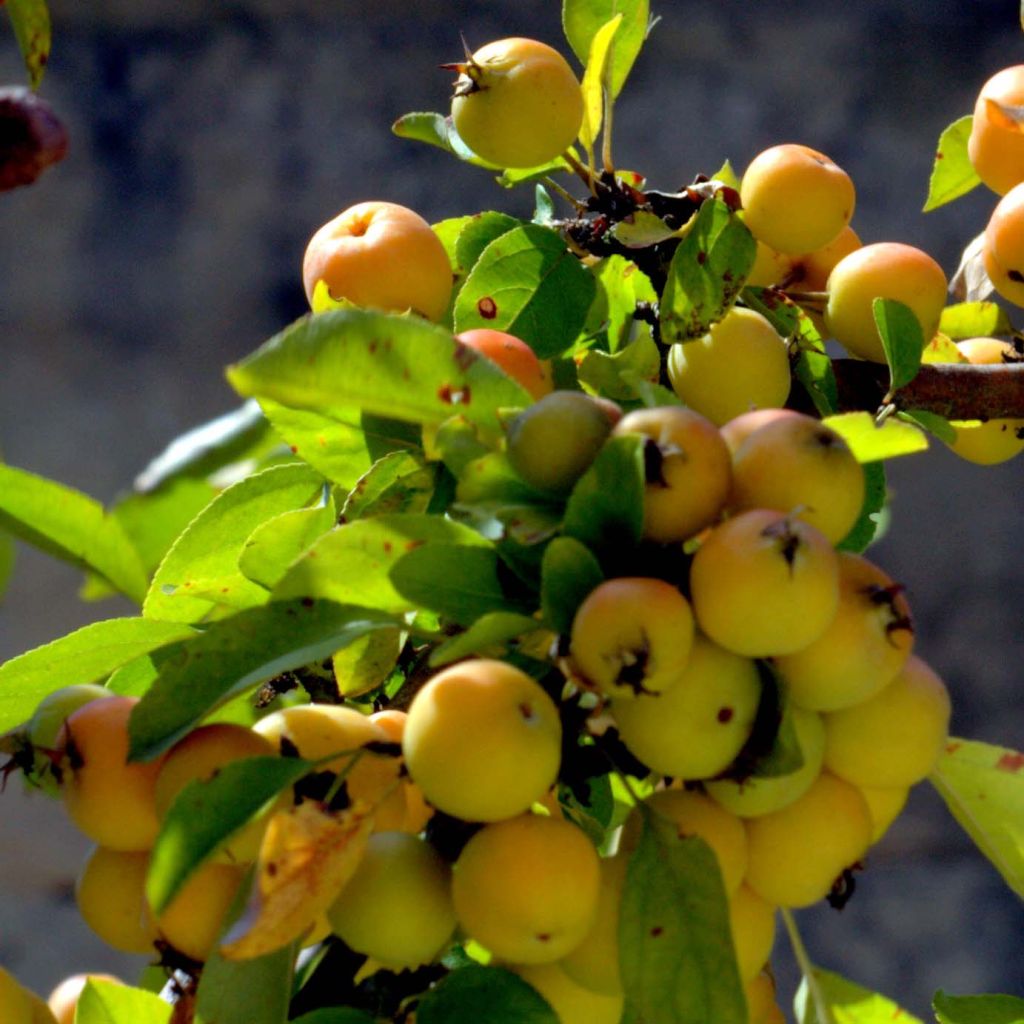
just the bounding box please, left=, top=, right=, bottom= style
left=923, top=115, right=981, bottom=212
left=930, top=737, right=1024, bottom=899
left=540, top=536, right=605, bottom=634
left=195, top=944, right=297, bottom=1024
left=429, top=611, right=541, bottom=667
left=619, top=814, right=747, bottom=1024
left=577, top=335, right=661, bottom=400
left=454, top=224, right=598, bottom=359
left=578, top=15, right=623, bottom=156
left=148, top=756, right=311, bottom=914
left=0, top=530, right=15, bottom=602
left=455, top=212, right=523, bottom=273
left=587, top=255, right=658, bottom=353
left=0, top=464, right=148, bottom=604
left=563, top=0, right=650, bottom=98
left=391, top=111, right=493, bottom=167
left=934, top=991, right=1024, bottom=1024
left=416, top=965, right=559, bottom=1024
left=229, top=309, right=530, bottom=432
left=340, top=451, right=435, bottom=522
left=274, top=514, right=490, bottom=614
left=259, top=400, right=375, bottom=489
left=821, top=411, right=929, bottom=462
left=144, top=463, right=325, bottom=623
left=238, top=496, right=337, bottom=590
left=742, top=663, right=805, bottom=778
left=710, top=159, right=741, bottom=191
left=389, top=543, right=510, bottom=625
left=661, top=199, right=757, bottom=343
left=837, top=461, right=887, bottom=554
left=133, top=400, right=274, bottom=493
left=938, top=301, right=1013, bottom=340
left=795, top=968, right=924, bottom=1024
left=4, top=0, right=51, bottom=89
left=874, top=297, right=925, bottom=392
left=76, top=978, right=172, bottom=1024
left=898, top=409, right=958, bottom=446
left=0, top=618, right=195, bottom=733
left=290, top=1011, right=378, bottom=1024
left=562, top=434, right=645, bottom=558
left=127, top=600, right=400, bottom=761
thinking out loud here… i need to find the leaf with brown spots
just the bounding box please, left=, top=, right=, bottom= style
left=220, top=799, right=373, bottom=960
left=931, top=737, right=1024, bottom=899
left=923, top=115, right=981, bottom=213
left=4, top=0, right=51, bottom=89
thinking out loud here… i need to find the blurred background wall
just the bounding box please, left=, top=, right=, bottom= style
left=1, top=0, right=1022, bottom=1016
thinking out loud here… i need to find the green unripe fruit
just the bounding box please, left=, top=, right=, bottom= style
left=506, top=391, right=612, bottom=494
left=28, top=683, right=111, bottom=750
left=327, top=832, right=456, bottom=968
left=403, top=659, right=561, bottom=822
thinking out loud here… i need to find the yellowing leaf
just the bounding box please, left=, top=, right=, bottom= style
left=220, top=800, right=373, bottom=959
left=578, top=15, right=623, bottom=158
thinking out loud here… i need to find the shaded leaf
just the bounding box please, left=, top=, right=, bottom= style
left=899, top=410, right=958, bottom=446
left=619, top=814, right=746, bottom=1024
left=144, top=463, right=325, bottom=623
left=0, top=530, right=14, bottom=602
left=290, top=1011, right=378, bottom=1024
left=924, top=116, right=981, bottom=212
left=229, top=309, right=530, bottom=432
left=874, top=297, right=925, bottom=392
left=933, top=990, right=1024, bottom=1024
left=0, top=464, right=148, bottom=604
left=454, top=224, right=597, bottom=359
left=0, top=617, right=195, bottom=733
left=128, top=600, right=400, bottom=761
left=660, top=199, right=756, bottom=343
left=195, top=943, right=298, bottom=1024
left=148, top=756, right=312, bottom=914
left=221, top=801, right=373, bottom=959
left=577, top=335, right=661, bottom=400
left=429, top=611, right=541, bottom=666
left=836, top=461, right=887, bottom=554
left=822, top=412, right=929, bottom=462
left=930, top=738, right=1024, bottom=899
left=455, top=211, right=522, bottom=273
left=540, top=536, right=605, bottom=634
left=340, top=451, right=435, bottom=523
left=563, top=0, right=651, bottom=98
left=417, top=965, right=558, bottom=1024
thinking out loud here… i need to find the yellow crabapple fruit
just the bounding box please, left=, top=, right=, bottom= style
left=719, top=408, right=802, bottom=455
left=452, top=813, right=600, bottom=963
left=457, top=328, right=553, bottom=401
left=728, top=411, right=865, bottom=545
left=944, top=338, right=1024, bottom=464
left=611, top=406, right=732, bottom=543
left=327, top=831, right=455, bottom=968
left=254, top=704, right=405, bottom=831
left=622, top=789, right=749, bottom=895
left=47, top=975, right=122, bottom=1024
left=744, top=772, right=872, bottom=908
left=402, top=659, right=561, bottom=822
left=154, top=722, right=280, bottom=864
left=983, top=182, right=1024, bottom=307
left=773, top=552, right=914, bottom=711
left=746, top=972, right=782, bottom=1024
left=611, top=634, right=761, bottom=780
left=0, top=966, right=33, bottom=1024
left=559, top=855, right=628, bottom=996
left=858, top=783, right=911, bottom=844
left=689, top=511, right=840, bottom=658
left=155, top=861, right=246, bottom=962
left=796, top=224, right=863, bottom=291
left=740, top=144, right=855, bottom=255
left=746, top=241, right=796, bottom=287
left=968, top=66, right=1024, bottom=195
left=302, top=201, right=452, bottom=321
left=449, top=38, right=584, bottom=169
left=505, top=390, right=613, bottom=495
left=568, top=577, right=695, bottom=700
left=58, top=696, right=165, bottom=852
left=75, top=846, right=159, bottom=953
left=705, top=705, right=826, bottom=818
left=514, top=963, right=624, bottom=1024
left=24, top=988, right=60, bottom=1024
left=824, top=241, right=948, bottom=362
left=729, top=884, right=777, bottom=982
left=666, top=307, right=791, bottom=426
left=822, top=654, right=952, bottom=789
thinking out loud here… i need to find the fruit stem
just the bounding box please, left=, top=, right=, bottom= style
left=563, top=148, right=598, bottom=195
left=781, top=907, right=838, bottom=1024
left=541, top=175, right=587, bottom=212
left=601, top=83, right=616, bottom=174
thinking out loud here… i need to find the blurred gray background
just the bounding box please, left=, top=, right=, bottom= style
left=1, top=0, right=1022, bottom=1017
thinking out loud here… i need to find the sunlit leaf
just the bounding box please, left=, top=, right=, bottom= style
left=221, top=800, right=373, bottom=959
left=794, top=967, right=924, bottom=1024
left=938, top=301, right=1013, bottom=341
left=924, top=116, right=981, bottom=212
left=4, top=0, right=51, bottom=89
left=540, top=536, right=604, bottom=634
left=417, top=965, right=558, bottom=1024
left=822, top=412, right=929, bottom=462
left=340, top=451, right=435, bottom=523
left=578, top=15, right=622, bottom=157
left=76, top=978, right=171, bottom=1024
left=563, top=0, right=651, bottom=98
left=931, top=737, right=1024, bottom=899
left=428, top=611, right=541, bottom=666
left=238, top=497, right=337, bottom=590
